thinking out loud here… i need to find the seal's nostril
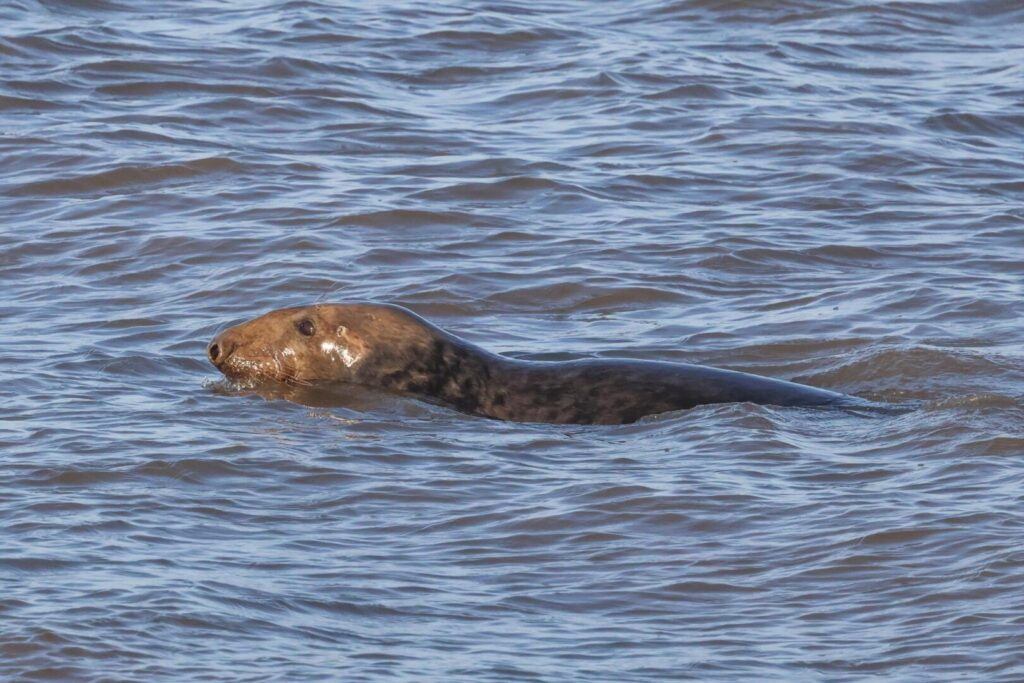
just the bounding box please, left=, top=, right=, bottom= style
left=208, top=343, right=220, bottom=363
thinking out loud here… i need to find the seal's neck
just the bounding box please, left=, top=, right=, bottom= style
left=371, top=337, right=515, bottom=419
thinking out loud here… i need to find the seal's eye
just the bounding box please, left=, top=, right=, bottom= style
left=296, top=319, right=316, bottom=337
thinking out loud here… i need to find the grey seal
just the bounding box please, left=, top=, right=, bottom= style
left=208, top=303, right=862, bottom=424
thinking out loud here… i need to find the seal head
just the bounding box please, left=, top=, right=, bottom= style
left=208, top=303, right=503, bottom=419
left=210, top=303, right=442, bottom=387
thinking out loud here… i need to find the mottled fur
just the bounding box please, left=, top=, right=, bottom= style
left=209, top=303, right=857, bottom=425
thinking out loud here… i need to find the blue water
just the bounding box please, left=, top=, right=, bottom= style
left=2, top=1, right=1023, bottom=680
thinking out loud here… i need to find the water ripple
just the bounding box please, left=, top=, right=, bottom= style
left=2, top=0, right=1024, bottom=681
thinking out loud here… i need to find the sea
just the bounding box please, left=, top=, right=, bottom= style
left=2, top=1, right=1023, bottom=680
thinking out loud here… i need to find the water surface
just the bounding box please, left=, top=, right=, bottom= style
left=2, top=0, right=1024, bottom=680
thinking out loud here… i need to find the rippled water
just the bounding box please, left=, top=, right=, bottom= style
left=3, top=0, right=1024, bottom=680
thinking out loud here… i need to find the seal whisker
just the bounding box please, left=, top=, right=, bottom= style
left=265, top=349, right=313, bottom=387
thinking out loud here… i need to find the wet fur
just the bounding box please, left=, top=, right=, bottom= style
left=209, top=303, right=858, bottom=425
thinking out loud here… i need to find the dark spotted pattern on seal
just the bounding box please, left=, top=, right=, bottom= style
left=208, top=303, right=861, bottom=425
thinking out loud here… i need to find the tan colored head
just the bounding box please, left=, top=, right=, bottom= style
left=207, top=303, right=442, bottom=387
